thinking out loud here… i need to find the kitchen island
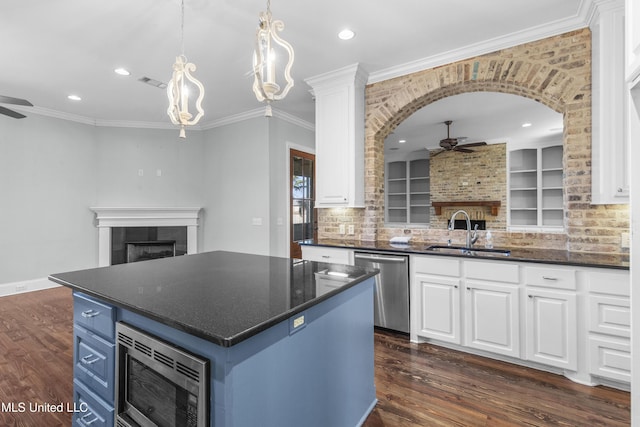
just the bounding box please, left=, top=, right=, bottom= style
left=49, top=250, right=379, bottom=427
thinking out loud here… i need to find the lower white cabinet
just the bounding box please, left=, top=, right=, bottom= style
left=465, top=281, right=520, bottom=358
left=586, top=269, right=631, bottom=383
left=414, top=274, right=461, bottom=344
left=411, top=253, right=630, bottom=389
left=525, top=287, right=577, bottom=370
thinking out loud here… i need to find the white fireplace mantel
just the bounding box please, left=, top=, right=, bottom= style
left=90, top=207, right=202, bottom=266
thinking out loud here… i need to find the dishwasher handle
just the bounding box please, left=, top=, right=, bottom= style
left=354, top=253, right=407, bottom=263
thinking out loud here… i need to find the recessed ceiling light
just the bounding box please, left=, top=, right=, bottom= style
left=67, top=94, right=82, bottom=101
left=338, top=29, right=355, bottom=40
left=114, top=68, right=131, bottom=76
left=522, top=122, right=532, bottom=128
left=399, top=139, right=406, bottom=144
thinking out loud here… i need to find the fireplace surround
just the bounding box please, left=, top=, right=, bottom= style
left=91, top=207, right=201, bottom=266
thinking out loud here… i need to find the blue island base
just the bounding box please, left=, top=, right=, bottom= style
left=116, top=277, right=377, bottom=427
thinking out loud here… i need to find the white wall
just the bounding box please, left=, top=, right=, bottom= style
left=201, top=116, right=314, bottom=258
left=0, top=112, right=313, bottom=288
left=95, top=127, right=205, bottom=207
left=0, top=115, right=98, bottom=283
left=202, top=118, right=271, bottom=255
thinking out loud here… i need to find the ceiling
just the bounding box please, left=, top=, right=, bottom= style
left=1, top=0, right=588, bottom=130
left=386, top=92, right=564, bottom=153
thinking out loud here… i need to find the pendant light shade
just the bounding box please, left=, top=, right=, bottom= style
left=252, top=0, right=294, bottom=117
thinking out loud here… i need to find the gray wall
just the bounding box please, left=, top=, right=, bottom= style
left=0, top=112, right=313, bottom=285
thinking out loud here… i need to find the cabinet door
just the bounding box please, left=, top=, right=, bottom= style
left=464, top=281, right=520, bottom=358
left=525, top=288, right=577, bottom=370
left=316, top=86, right=351, bottom=206
left=414, top=274, right=461, bottom=344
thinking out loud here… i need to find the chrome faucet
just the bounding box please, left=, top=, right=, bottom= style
left=448, top=209, right=479, bottom=248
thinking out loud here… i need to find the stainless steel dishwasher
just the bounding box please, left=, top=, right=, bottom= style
left=354, top=252, right=410, bottom=333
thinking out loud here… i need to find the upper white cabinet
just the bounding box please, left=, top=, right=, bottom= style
left=591, top=0, right=629, bottom=203
left=626, top=0, right=640, bottom=81
left=305, top=64, right=368, bottom=208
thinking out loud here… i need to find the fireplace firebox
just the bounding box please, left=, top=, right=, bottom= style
left=111, top=227, right=186, bottom=265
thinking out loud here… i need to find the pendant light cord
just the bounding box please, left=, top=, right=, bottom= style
left=180, top=0, right=185, bottom=56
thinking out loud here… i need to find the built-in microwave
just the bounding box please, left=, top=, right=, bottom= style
left=115, top=322, right=209, bottom=427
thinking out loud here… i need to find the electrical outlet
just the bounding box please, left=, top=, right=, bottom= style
left=339, top=224, right=346, bottom=235
left=621, top=232, right=630, bottom=249
left=348, top=225, right=355, bottom=235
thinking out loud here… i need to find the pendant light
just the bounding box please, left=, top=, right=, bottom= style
left=167, top=0, right=205, bottom=138
left=252, top=0, right=294, bottom=117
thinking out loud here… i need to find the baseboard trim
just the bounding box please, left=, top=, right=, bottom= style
left=0, top=278, right=59, bottom=297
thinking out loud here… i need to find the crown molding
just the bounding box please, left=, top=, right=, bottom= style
left=18, top=103, right=313, bottom=132
left=368, top=0, right=595, bottom=84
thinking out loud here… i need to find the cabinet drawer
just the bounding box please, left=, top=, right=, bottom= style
left=588, top=336, right=631, bottom=383
left=73, top=379, right=114, bottom=427
left=524, top=266, right=576, bottom=290
left=465, top=260, right=519, bottom=283
left=587, top=270, right=630, bottom=296
left=413, top=255, right=460, bottom=277
left=74, top=325, right=115, bottom=402
left=73, top=293, right=116, bottom=339
left=301, top=246, right=351, bottom=265
left=589, top=295, right=630, bottom=338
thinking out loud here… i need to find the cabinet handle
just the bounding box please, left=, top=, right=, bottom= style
left=542, top=276, right=557, bottom=281
left=321, top=255, right=330, bottom=259
left=528, top=294, right=533, bottom=298
left=454, top=285, right=458, bottom=289
left=81, top=354, right=100, bottom=365
left=466, top=287, right=471, bottom=291
left=80, top=412, right=98, bottom=425
left=81, top=309, right=100, bottom=318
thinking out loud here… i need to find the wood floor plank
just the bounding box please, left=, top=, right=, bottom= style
left=0, top=287, right=630, bottom=427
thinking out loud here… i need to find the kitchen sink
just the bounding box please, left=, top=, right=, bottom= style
left=425, top=245, right=511, bottom=257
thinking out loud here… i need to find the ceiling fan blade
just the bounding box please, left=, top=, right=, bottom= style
left=454, top=147, right=475, bottom=153
left=0, top=95, right=33, bottom=107
left=459, top=141, right=487, bottom=148
left=0, top=105, right=27, bottom=119
left=430, top=149, right=445, bottom=157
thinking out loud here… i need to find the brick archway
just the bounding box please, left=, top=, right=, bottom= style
left=359, top=28, right=609, bottom=252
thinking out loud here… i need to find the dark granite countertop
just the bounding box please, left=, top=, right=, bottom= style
left=303, top=240, right=629, bottom=270
left=49, top=250, right=378, bottom=347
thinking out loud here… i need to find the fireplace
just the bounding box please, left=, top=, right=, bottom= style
left=91, top=207, right=201, bottom=266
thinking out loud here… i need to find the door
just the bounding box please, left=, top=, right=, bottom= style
left=290, top=149, right=316, bottom=258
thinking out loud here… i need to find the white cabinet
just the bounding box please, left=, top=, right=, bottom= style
left=300, top=245, right=352, bottom=265
left=586, top=269, right=631, bottom=383
left=465, top=281, right=520, bottom=358
left=591, top=1, right=629, bottom=203
left=626, top=0, right=640, bottom=81
left=413, top=256, right=461, bottom=344
left=463, top=260, right=521, bottom=358
left=305, top=64, right=368, bottom=208
left=525, top=288, right=577, bottom=370
left=524, top=266, right=577, bottom=370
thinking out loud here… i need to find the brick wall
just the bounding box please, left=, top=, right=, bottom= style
left=317, top=28, right=630, bottom=255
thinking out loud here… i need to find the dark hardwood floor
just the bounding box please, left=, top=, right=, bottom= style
left=0, top=287, right=630, bottom=426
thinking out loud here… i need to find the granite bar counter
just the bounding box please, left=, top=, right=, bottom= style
left=303, top=239, right=629, bottom=270
left=49, top=250, right=379, bottom=427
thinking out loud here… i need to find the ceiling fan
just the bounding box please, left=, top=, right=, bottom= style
left=0, top=95, right=33, bottom=119
left=430, top=120, right=487, bottom=157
